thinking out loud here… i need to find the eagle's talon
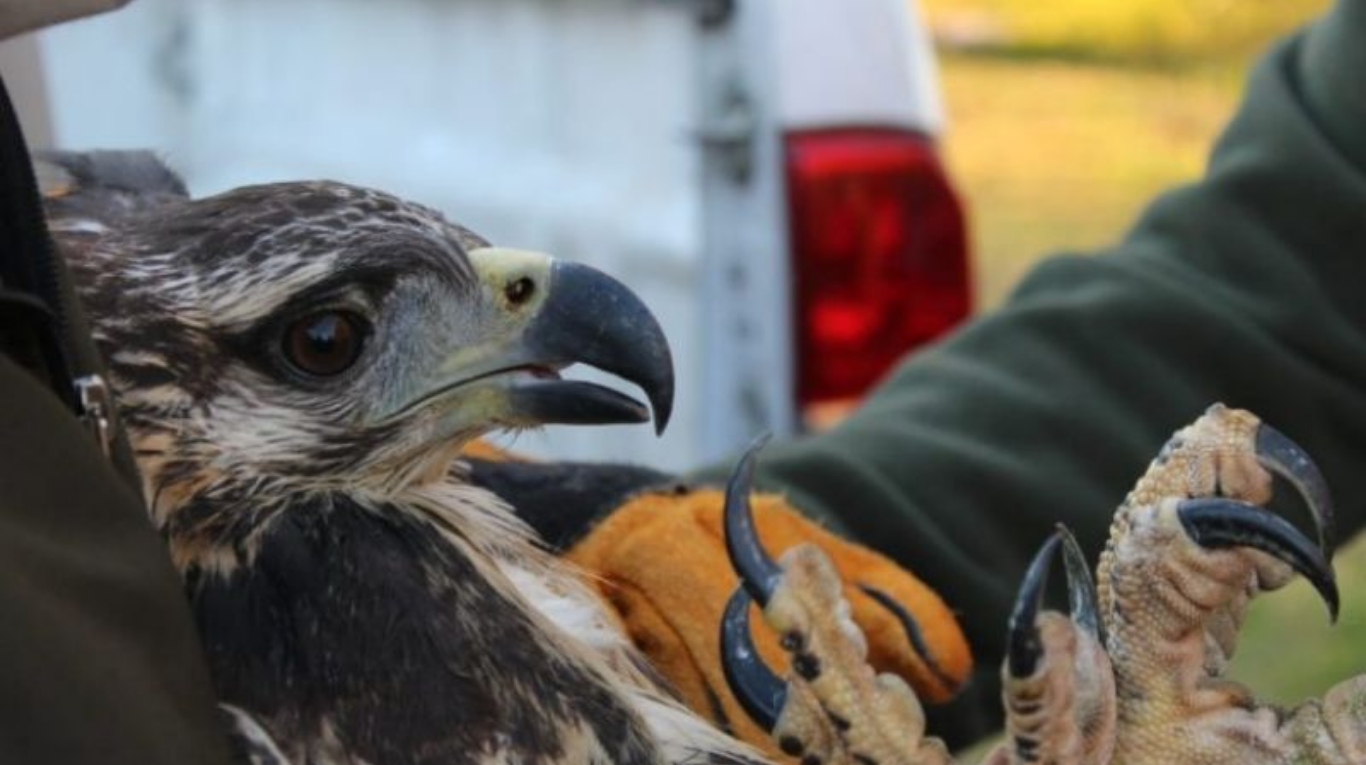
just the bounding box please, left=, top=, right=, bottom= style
left=724, top=433, right=782, bottom=604
left=1253, top=421, right=1336, bottom=554
left=1007, top=526, right=1102, bottom=679
left=1176, top=496, right=1339, bottom=619
left=720, top=407, right=1360, bottom=765
left=721, top=586, right=788, bottom=731
left=994, top=528, right=1118, bottom=765
left=1057, top=528, right=1105, bottom=645
left=720, top=446, right=953, bottom=765
left=1006, top=534, right=1056, bottom=679
left=1048, top=405, right=1366, bottom=765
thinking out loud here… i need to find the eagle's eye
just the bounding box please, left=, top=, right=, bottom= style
left=282, top=310, right=367, bottom=377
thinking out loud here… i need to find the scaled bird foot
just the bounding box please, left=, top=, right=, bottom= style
left=994, top=404, right=1360, bottom=765
left=720, top=438, right=955, bottom=765
left=720, top=405, right=1366, bottom=765
left=1095, top=404, right=1354, bottom=765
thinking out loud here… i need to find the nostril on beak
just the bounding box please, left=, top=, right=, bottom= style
left=505, top=276, right=536, bottom=306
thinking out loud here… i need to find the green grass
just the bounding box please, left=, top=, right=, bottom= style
left=1232, top=534, right=1366, bottom=704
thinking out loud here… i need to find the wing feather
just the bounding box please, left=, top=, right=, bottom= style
left=38, top=149, right=187, bottom=228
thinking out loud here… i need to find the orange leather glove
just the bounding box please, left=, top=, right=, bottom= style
left=566, top=487, right=972, bottom=754
left=462, top=441, right=972, bottom=755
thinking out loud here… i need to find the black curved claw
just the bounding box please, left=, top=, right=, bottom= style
left=723, top=433, right=782, bottom=605
left=1178, top=497, right=1340, bottom=622
left=1058, top=526, right=1106, bottom=646
left=1007, top=526, right=1102, bottom=678
left=1256, top=423, right=1336, bottom=558
left=720, top=586, right=788, bottom=730
left=1008, top=532, right=1061, bottom=678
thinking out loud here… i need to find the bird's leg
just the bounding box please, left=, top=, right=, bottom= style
left=1092, top=404, right=1358, bottom=765
left=720, top=406, right=1366, bottom=765
left=993, top=404, right=1364, bottom=765
left=719, top=440, right=954, bottom=765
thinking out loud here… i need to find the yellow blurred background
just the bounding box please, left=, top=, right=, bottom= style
left=925, top=0, right=1329, bottom=308
left=923, top=0, right=1359, bottom=715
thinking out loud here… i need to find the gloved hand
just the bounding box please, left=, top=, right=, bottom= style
left=566, top=486, right=972, bottom=752
left=464, top=443, right=972, bottom=755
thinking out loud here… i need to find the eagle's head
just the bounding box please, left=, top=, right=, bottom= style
left=67, top=180, right=673, bottom=523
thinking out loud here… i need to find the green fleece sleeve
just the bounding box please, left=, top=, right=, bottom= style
left=699, top=0, right=1366, bottom=744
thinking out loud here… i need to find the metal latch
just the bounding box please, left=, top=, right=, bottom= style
left=693, top=82, right=755, bottom=183
left=74, top=374, right=113, bottom=458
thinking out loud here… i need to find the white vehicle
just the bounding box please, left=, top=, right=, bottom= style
left=17, top=0, right=970, bottom=470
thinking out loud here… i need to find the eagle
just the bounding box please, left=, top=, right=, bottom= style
left=42, top=150, right=764, bottom=765
left=41, top=151, right=1361, bottom=765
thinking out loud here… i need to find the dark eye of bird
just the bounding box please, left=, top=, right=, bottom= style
left=282, top=311, right=366, bottom=377
left=505, top=276, right=535, bottom=306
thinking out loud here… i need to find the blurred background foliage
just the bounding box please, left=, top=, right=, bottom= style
left=917, top=0, right=1356, bottom=718
left=924, top=0, right=1328, bottom=65
left=922, top=0, right=1330, bottom=307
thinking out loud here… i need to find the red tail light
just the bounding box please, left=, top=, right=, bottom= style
left=786, top=128, right=971, bottom=410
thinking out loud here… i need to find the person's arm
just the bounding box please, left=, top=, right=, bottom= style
left=718, top=0, right=1366, bottom=742
left=0, top=5, right=233, bottom=759
left=0, top=355, right=235, bottom=765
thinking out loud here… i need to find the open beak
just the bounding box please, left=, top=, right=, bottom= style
left=397, top=248, right=674, bottom=434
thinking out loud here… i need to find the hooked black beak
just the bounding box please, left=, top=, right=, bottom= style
left=405, top=249, right=675, bottom=435
left=509, top=259, right=674, bottom=434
